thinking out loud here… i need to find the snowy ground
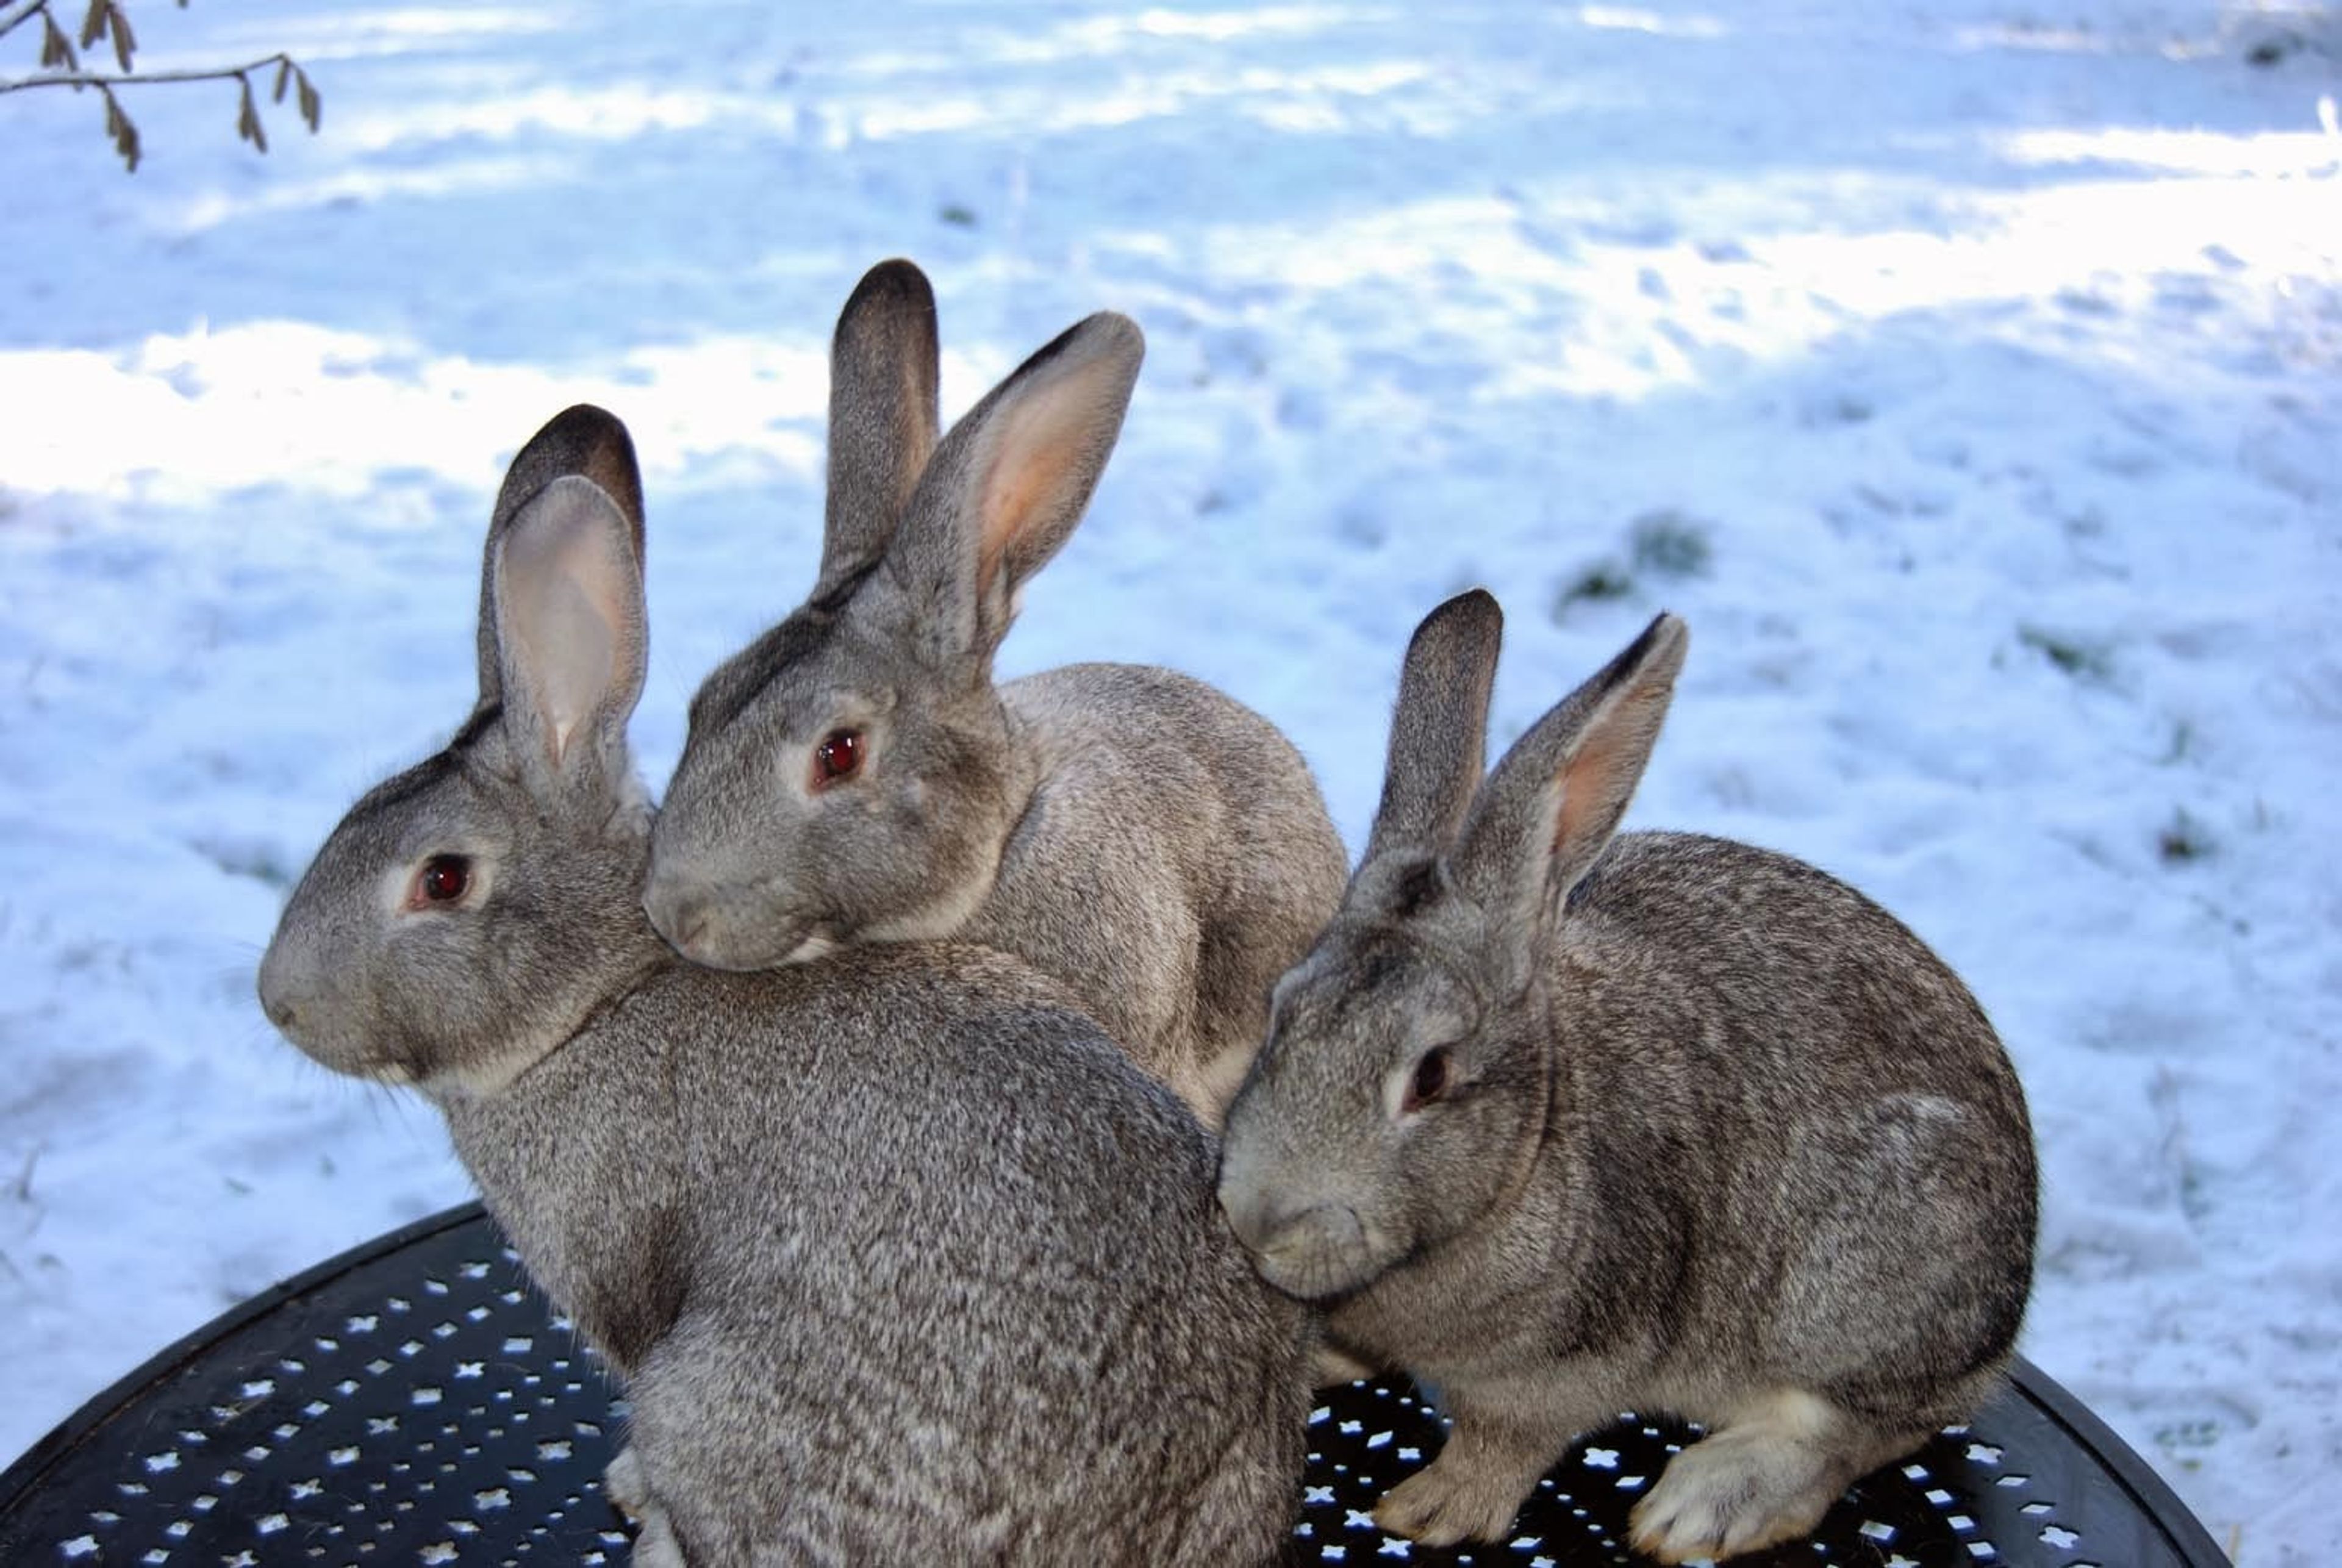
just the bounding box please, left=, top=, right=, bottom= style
left=2, top=0, right=2337, bottom=1559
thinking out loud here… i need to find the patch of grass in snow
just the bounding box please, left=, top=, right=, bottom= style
left=1552, top=509, right=1715, bottom=622
left=1628, top=509, right=1714, bottom=579
left=1550, top=559, right=1638, bottom=620
left=2158, top=806, right=2218, bottom=865
left=2152, top=1416, right=2223, bottom=1472
left=2017, top=623, right=2116, bottom=685
left=2241, top=22, right=2335, bottom=69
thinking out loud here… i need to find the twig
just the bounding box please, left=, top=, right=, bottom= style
left=0, top=51, right=295, bottom=94
left=0, top=0, right=51, bottom=48
left=5, top=5, right=322, bottom=174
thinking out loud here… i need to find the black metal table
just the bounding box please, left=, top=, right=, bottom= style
left=0, top=1203, right=2227, bottom=1566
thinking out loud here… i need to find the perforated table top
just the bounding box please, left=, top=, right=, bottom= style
left=1, top=1203, right=2226, bottom=1567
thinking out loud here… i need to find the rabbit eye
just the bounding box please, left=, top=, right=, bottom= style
left=811, top=728, right=864, bottom=789
left=1401, top=1046, right=1453, bottom=1114
left=414, top=854, right=471, bottom=906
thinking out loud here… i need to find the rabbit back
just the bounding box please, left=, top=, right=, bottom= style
left=1545, top=830, right=2033, bottom=1414
left=448, top=942, right=1312, bottom=1566
left=984, top=661, right=1347, bottom=1120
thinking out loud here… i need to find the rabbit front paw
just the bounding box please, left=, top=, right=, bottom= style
left=628, top=1510, right=689, bottom=1568
left=603, top=1446, right=689, bottom=1566
left=603, top=1445, right=650, bottom=1522
left=1372, top=1453, right=1532, bottom=1547
left=1627, top=1421, right=1840, bottom=1564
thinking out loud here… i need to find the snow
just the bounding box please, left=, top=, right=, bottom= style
left=2, top=0, right=2335, bottom=1560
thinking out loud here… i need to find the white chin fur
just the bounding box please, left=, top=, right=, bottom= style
left=781, top=931, right=837, bottom=964
left=423, top=1023, right=572, bottom=1100
left=859, top=870, right=994, bottom=945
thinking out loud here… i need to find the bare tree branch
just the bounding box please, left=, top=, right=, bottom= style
left=1, top=51, right=296, bottom=94
left=5, top=2, right=321, bottom=171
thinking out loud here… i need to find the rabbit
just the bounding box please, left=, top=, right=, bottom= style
left=1215, top=590, right=2038, bottom=1564
left=643, top=259, right=1347, bottom=1129
left=255, top=405, right=1314, bottom=1567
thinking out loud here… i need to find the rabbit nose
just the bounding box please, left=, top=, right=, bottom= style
left=643, top=879, right=715, bottom=956
left=1218, top=1183, right=1372, bottom=1299
left=260, top=989, right=299, bottom=1031
left=256, top=945, right=305, bottom=1033
left=644, top=877, right=813, bottom=971
left=1219, top=1181, right=1359, bottom=1261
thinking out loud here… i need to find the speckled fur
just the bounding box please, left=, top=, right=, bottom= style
left=645, top=260, right=1345, bottom=1128
left=259, top=408, right=1311, bottom=1566
left=1217, top=591, right=2037, bottom=1563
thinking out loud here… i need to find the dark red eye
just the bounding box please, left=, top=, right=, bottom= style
left=415, top=854, right=470, bottom=906
left=812, top=728, right=864, bottom=788
left=1402, top=1047, right=1452, bottom=1114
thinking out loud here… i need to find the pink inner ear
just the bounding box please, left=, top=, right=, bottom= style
left=967, top=348, right=1128, bottom=601
left=975, top=435, right=1057, bottom=596
left=1551, top=677, right=1671, bottom=857
left=530, top=583, right=616, bottom=764
left=499, top=477, right=643, bottom=768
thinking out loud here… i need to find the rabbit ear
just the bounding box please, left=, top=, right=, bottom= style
left=1449, top=613, right=1687, bottom=984
left=478, top=406, right=644, bottom=709
left=490, top=474, right=648, bottom=798
left=817, top=259, right=940, bottom=601
left=867, top=312, right=1144, bottom=665
left=1361, top=589, right=1503, bottom=867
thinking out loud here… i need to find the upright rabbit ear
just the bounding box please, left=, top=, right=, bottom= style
left=1449, top=613, right=1688, bottom=988
left=478, top=406, right=644, bottom=709
left=489, top=474, right=649, bottom=801
left=863, top=312, right=1144, bottom=665
left=1360, top=590, right=1504, bottom=868
left=817, top=259, right=940, bottom=601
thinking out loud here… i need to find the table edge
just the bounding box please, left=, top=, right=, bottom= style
left=0, top=1201, right=2231, bottom=1566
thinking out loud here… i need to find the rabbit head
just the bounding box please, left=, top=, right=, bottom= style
left=1218, top=593, right=1688, bottom=1301
left=257, top=406, right=657, bottom=1100
left=645, top=260, right=1145, bottom=971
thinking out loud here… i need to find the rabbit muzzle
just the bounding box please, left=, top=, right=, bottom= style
left=642, top=873, right=831, bottom=971
left=1216, top=1177, right=1380, bottom=1302
left=257, top=922, right=348, bottom=1064
left=256, top=939, right=420, bottom=1085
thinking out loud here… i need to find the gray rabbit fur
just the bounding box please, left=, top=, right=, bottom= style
left=645, top=260, right=1346, bottom=1128
left=257, top=407, right=1312, bottom=1567
left=1216, top=590, right=2038, bottom=1563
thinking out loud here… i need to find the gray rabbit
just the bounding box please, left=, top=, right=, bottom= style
left=256, top=407, right=1312, bottom=1566
left=1216, top=590, right=2037, bottom=1563
left=645, top=260, right=1346, bottom=1127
